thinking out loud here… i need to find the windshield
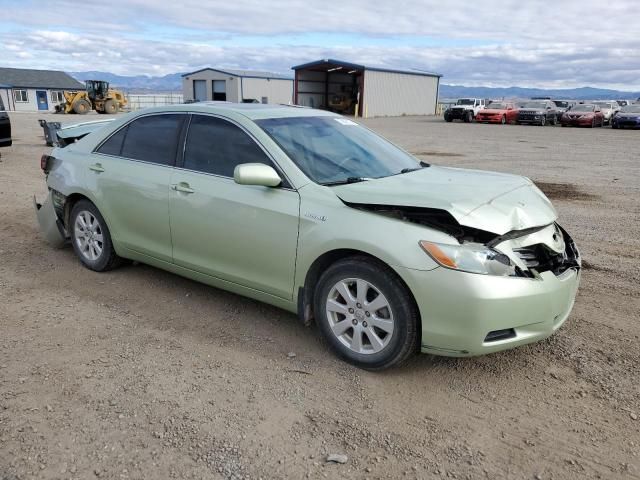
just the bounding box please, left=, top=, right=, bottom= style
left=594, top=103, right=611, bottom=109
left=553, top=101, right=569, bottom=108
left=521, top=102, right=547, bottom=109
left=621, top=105, right=640, bottom=113
left=256, top=116, right=421, bottom=185
left=456, top=99, right=475, bottom=105
left=570, top=104, right=595, bottom=112
left=487, top=102, right=508, bottom=109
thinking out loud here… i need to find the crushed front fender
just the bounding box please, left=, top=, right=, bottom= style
left=34, top=191, right=67, bottom=248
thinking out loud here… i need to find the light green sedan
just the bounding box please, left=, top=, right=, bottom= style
left=35, top=103, right=581, bottom=370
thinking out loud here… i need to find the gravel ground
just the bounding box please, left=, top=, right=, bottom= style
left=0, top=112, right=638, bottom=480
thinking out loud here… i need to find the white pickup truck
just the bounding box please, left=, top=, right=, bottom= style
left=444, top=98, right=487, bottom=123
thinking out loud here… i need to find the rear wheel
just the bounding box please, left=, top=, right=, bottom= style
left=314, top=257, right=419, bottom=370
left=103, top=99, right=119, bottom=114
left=72, top=99, right=91, bottom=114
left=70, top=200, right=121, bottom=272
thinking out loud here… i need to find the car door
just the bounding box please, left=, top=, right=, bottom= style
left=169, top=113, right=300, bottom=299
left=0, top=96, right=11, bottom=147
left=90, top=113, right=186, bottom=262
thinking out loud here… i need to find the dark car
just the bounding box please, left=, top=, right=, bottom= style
left=560, top=104, right=604, bottom=128
left=0, top=96, right=12, bottom=148
left=611, top=104, right=640, bottom=129
left=517, top=101, right=558, bottom=126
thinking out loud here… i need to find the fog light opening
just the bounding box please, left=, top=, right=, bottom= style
left=484, top=328, right=516, bottom=343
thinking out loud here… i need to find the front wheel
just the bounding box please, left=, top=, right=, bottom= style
left=501, top=114, right=506, bottom=125
left=314, top=257, right=419, bottom=370
left=70, top=200, right=121, bottom=271
left=540, top=116, right=546, bottom=126
left=464, top=111, right=473, bottom=123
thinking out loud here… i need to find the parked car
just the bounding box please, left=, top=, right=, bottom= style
left=593, top=101, right=618, bottom=125
left=0, top=96, right=12, bottom=148
left=34, top=104, right=581, bottom=370
left=615, top=100, right=631, bottom=107
left=517, top=101, right=558, bottom=126
left=560, top=104, right=604, bottom=128
left=551, top=100, right=571, bottom=121
left=611, top=104, right=640, bottom=129
left=444, top=98, right=486, bottom=123
left=475, top=102, right=518, bottom=124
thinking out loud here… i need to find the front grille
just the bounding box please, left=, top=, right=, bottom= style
left=512, top=226, right=580, bottom=276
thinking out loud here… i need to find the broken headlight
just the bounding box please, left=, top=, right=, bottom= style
left=419, top=241, right=516, bottom=276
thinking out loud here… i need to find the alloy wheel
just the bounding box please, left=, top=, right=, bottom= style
left=325, top=278, right=394, bottom=355
left=74, top=210, right=104, bottom=261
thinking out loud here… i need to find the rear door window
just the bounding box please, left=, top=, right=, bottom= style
left=119, top=114, right=184, bottom=165
left=96, top=126, right=128, bottom=156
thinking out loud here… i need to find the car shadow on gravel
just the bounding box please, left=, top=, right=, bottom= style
left=533, top=181, right=600, bottom=202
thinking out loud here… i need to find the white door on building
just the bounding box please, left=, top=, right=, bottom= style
left=212, top=80, right=226, bottom=101
left=193, top=80, right=206, bottom=102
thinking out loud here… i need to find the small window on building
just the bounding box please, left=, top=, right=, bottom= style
left=14, top=90, right=28, bottom=102
left=183, top=114, right=271, bottom=177
left=212, top=80, right=226, bottom=101
left=50, top=91, right=65, bottom=104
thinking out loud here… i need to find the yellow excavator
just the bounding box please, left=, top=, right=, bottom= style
left=55, top=80, right=127, bottom=114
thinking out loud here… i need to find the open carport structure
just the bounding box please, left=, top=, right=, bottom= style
left=292, top=59, right=441, bottom=118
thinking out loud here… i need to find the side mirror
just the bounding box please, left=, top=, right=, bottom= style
left=234, top=163, right=282, bottom=187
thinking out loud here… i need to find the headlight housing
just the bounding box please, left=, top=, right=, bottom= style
left=419, top=241, right=517, bottom=276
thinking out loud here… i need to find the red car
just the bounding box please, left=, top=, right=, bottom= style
left=475, top=102, right=518, bottom=124
left=560, top=104, right=604, bottom=128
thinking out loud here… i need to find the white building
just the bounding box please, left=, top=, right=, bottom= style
left=0, top=67, right=84, bottom=112
left=292, top=59, right=442, bottom=117
left=182, top=68, right=293, bottom=105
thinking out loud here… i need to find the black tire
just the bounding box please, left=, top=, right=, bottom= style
left=463, top=111, right=473, bottom=123
left=612, top=122, right=618, bottom=129
left=550, top=116, right=557, bottom=126
left=540, top=116, right=546, bottom=126
left=444, top=113, right=453, bottom=122
left=69, top=200, right=121, bottom=272
left=501, top=114, right=506, bottom=125
left=72, top=99, right=91, bottom=114
left=103, top=99, right=118, bottom=114
left=314, top=257, right=419, bottom=370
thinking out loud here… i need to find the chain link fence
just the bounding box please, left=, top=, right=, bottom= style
left=125, top=93, right=184, bottom=111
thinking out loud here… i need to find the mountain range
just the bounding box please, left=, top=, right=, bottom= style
left=70, top=71, right=640, bottom=100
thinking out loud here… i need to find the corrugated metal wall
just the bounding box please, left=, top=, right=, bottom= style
left=363, top=71, right=439, bottom=117
left=241, top=78, right=293, bottom=104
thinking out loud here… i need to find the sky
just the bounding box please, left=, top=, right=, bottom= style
left=0, top=0, right=639, bottom=89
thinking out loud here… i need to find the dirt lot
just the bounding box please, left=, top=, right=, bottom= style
left=1, top=112, right=638, bottom=480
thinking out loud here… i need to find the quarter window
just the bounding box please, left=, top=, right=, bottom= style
left=183, top=115, right=271, bottom=177
left=96, top=126, right=128, bottom=156
left=120, top=114, right=184, bottom=165
left=14, top=90, right=28, bottom=102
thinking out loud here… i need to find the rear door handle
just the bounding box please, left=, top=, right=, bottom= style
left=171, top=182, right=195, bottom=194
left=89, top=163, right=105, bottom=173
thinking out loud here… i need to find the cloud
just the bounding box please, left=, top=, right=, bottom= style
left=0, top=0, right=639, bottom=89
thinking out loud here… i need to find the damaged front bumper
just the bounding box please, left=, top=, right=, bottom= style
left=34, top=190, right=67, bottom=248
left=395, top=225, right=581, bottom=357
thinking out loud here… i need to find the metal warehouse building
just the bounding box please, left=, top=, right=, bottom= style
left=182, top=68, right=293, bottom=105
left=0, top=67, right=84, bottom=112
left=292, top=59, right=442, bottom=118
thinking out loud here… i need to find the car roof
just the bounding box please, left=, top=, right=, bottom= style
left=132, top=102, right=339, bottom=121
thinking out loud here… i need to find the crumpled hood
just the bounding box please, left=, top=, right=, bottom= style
left=332, top=166, right=557, bottom=235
